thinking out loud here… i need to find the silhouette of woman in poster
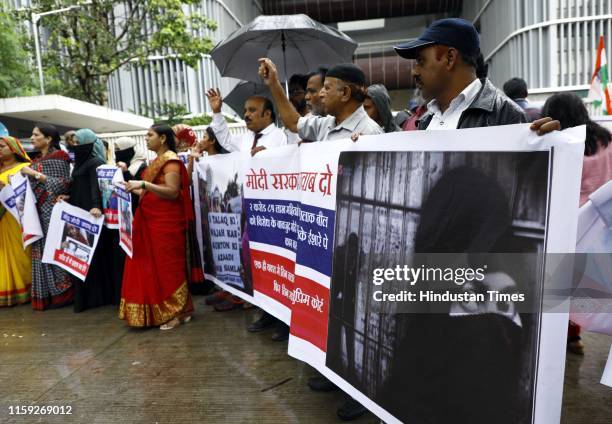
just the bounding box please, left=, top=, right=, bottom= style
left=382, top=166, right=527, bottom=424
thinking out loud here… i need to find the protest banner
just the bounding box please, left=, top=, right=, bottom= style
left=571, top=180, right=612, bottom=334
left=96, top=165, right=123, bottom=229
left=193, top=152, right=253, bottom=300
left=178, top=152, right=190, bottom=167
left=571, top=180, right=612, bottom=389
left=196, top=124, right=585, bottom=424
left=42, top=202, right=104, bottom=281
left=244, top=146, right=331, bottom=328
left=603, top=345, right=612, bottom=388
left=0, top=173, right=43, bottom=248
left=0, top=183, right=19, bottom=222
left=116, top=184, right=133, bottom=257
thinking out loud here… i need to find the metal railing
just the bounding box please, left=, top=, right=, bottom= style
left=98, top=121, right=248, bottom=162
left=470, top=0, right=612, bottom=95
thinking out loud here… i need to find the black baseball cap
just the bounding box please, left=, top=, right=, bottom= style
left=394, top=18, right=480, bottom=59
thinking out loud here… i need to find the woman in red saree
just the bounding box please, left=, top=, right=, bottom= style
left=120, top=125, right=194, bottom=329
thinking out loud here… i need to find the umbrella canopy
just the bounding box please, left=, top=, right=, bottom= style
left=211, top=14, right=358, bottom=83
left=224, top=81, right=272, bottom=119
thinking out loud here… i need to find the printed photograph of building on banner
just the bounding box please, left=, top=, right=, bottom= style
left=196, top=155, right=252, bottom=295
left=327, top=151, right=550, bottom=424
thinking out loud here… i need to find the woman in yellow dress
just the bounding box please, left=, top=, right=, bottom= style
left=0, top=136, right=33, bottom=306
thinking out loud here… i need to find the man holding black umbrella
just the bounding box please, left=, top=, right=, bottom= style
left=259, top=57, right=379, bottom=421
left=258, top=58, right=383, bottom=143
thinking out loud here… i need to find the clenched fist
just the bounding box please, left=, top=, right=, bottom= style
left=258, top=58, right=280, bottom=87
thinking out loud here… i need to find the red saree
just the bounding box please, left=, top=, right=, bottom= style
left=119, top=151, right=194, bottom=327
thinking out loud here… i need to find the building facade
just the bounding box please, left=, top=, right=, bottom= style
left=7, top=1, right=612, bottom=115
left=106, top=0, right=261, bottom=118
left=463, top=0, right=612, bottom=110
left=3, top=0, right=260, bottom=118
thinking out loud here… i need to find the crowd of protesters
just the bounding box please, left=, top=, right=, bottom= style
left=1, top=18, right=612, bottom=421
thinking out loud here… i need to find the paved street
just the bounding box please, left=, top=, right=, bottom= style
left=0, top=297, right=610, bottom=423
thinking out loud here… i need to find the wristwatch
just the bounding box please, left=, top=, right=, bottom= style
left=34, top=172, right=42, bottom=180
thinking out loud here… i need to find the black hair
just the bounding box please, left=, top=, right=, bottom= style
left=344, top=83, right=367, bottom=103
left=262, top=97, right=277, bottom=122
left=306, top=67, right=328, bottom=82
left=460, top=50, right=488, bottom=78
left=541, top=92, right=611, bottom=156
left=503, top=78, right=529, bottom=99
left=289, top=74, right=308, bottom=90
left=205, top=126, right=229, bottom=154
left=64, top=130, right=76, bottom=142
left=415, top=166, right=511, bottom=254
left=205, top=126, right=217, bottom=144
left=34, top=122, right=61, bottom=150
left=475, top=53, right=489, bottom=79
left=150, top=124, right=177, bottom=152
left=318, top=67, right=328, bottom=79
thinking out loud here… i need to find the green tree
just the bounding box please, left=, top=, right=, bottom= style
left=183, top=114, right=213, bottom=126
left=143, top=101, right=190, bottom=126
left=0, top=5, right=36, bottom=98
left=25, top=0, right=216, bottom=105
left=140, top=103, right=233, bottom=126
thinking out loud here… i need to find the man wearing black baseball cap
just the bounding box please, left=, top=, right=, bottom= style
left=394, top=18, right=559, bottom=134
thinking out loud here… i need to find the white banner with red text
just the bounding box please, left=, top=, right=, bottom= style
left=42, top=202, right=104, bottom=281
left=195, top=124, right=586, bottom=424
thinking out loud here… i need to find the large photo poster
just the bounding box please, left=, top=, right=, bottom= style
left=96, top=165, right=122, bottom=229
left=244, top=147, right=336, bottom=334
left=195, top=124, right=586, bottom=424
left=42, top=202, right=104, bottom=281
left=116, top=184, right=133, bottom=257
left=194, top=153, right=253, bottom=296
left=327, top=150, right=548, bottom=424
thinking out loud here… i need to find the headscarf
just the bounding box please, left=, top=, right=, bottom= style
left=367, top=84, right=400, bottom=133
left=0, top=136, right=31, bottom=162
left=74, top=128, right=107, bottom=163
left=114, top=136, right=147, bottom=176
left=173, top=124, right=198, bottom=151
left=415, top=166, right=511, bottom=254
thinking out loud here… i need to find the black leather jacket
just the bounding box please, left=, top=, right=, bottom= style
left=418, top=79, right=527, bottom=130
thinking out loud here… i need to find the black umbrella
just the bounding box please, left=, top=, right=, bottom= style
left=224, top=81, right=272, bottom=118
left=211, top=14, right=357, bottom=83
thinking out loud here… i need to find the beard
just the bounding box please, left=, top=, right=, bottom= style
left=308, top=102, right=325, bottom=116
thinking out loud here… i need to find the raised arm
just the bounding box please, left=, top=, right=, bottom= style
left=206, top=88, right=241, bottom=152
left=186, top=146, right=201, bottom=184
left=258, top=58, right=301, bottom=133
